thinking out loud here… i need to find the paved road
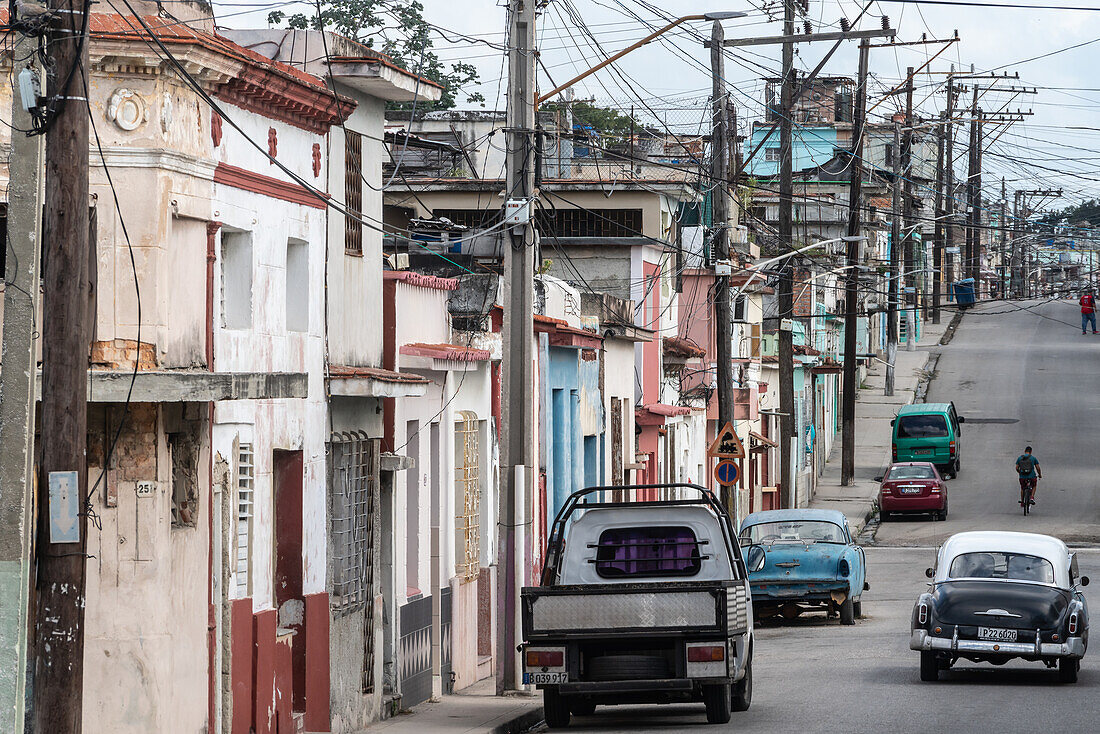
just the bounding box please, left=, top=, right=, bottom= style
left=539, top=548, right=1100, bottom=734
left=534, top=302, right=1100, bottom=733
left=875, top=298, right=1100, bottom=546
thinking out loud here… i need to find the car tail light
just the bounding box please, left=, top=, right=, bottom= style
left=892, top=446, right=898, bottom=461
left=526, top=649, right=564, bottom=668
left=918, top=603, right=929, bottom=626
left=930, top=484, right=942, bottom=494
left=881, top=486, right=892, bottom=496
left=838, top=559, right=850, bottom=577
left=1069, top=612, right=1079, bottom=635
left=949, top=441, right=956, bottom=456
left=687, top=644, right=725, bottom=662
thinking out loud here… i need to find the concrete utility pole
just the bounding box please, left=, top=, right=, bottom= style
left=902, top=67, right=916, bottom=352
left=498, top=0, right=536, bottom=695
left=885, top=122, right=901, bottom=397
left=710, top=20, right=737, bottom=515
left=778, top=0, right=796, bottom=508
left=840, top=42, right=870, bottom=487
left=1011, top=190, right=1022, bottom=297
left=932, top=111, right=946, bottom=324
left=965, top=84, right=980, bottom=287
left=1001, top=177, right=1008, bottom=297
left=943, top=77, right=956, bottom=289
left=34, top=0, right=92, bottom=726
left=0, top=44, right=44, bottom=733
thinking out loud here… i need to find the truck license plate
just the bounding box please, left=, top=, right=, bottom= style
left=914, top=449, right=932, bottom=455
left=524, top=672, right=568, bottom=685
left=978, top=627, right=1017, bottom=642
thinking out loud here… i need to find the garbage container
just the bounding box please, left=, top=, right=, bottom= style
left=952, top=278, right=976, bottom=309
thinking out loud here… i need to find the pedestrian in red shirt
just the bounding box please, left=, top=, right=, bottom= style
left=1081, top=290, right=1097, bottom=335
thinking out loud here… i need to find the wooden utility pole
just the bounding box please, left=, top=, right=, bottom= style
left=974, top=110, right=984, bottom=286
left=902, top=67, right=916, bottom=351
left=943, top=78, right=957, bottom=290
left=965, top=84, right=980, bottom=287
left=34, top=0, right=92, bottom=726
left=932, top=112, right=946, bottom=324
left=841, top=42, right=870, bottom=487
left=0, top=41, right=45, bottom=732
left=710, top=20, right=737, bottom=514
left=885, top=122, right=901, bottom=397
left=778, top=0, right=796, bottom=508
left=498, top=0, right=535, bottom=695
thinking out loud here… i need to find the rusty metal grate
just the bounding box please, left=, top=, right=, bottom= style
left=344, top=130, right=363, bottom=255
left=454, top=412, right=481, bottom=582
left=328, top=432, right=379, bottom=692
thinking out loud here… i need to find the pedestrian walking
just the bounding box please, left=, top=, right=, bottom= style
left=1080, top=290, right=1097, bottom=335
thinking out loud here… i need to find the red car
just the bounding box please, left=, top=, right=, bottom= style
left=876, top=462, right=948, bottom=521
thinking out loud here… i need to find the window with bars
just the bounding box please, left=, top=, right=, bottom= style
left=454, top=412, right=481, bottom=582
left=328, top=433, right=379, bottom=692
left=345, top=130, right=363, bottom=255
left=765, top=147, right=781, bottom=162
left=235, top=443, right=255, bottom=597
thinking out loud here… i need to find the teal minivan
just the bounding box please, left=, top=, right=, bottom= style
left=890, top=402, right=966, bottom=478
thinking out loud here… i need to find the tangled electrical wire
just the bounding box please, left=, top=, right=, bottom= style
left=5, top=0, right=91, bottom=136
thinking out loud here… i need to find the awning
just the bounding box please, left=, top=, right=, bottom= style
left=328, top=365, right=430, bottom=398
left=749, top=431, right=778, bottom=448
left=636, top=403, right=692, bottom=427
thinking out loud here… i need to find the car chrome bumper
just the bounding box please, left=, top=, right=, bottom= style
left=910, top=629, right=1086, bottom=658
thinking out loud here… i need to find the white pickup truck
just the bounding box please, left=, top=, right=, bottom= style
left=521, top=484, right=757, bottom=728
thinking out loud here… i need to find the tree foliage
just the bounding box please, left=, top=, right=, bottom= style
left=1042, top=198, right=1100, bottom=227
left=267, top=0, right=484, bottom=110
left=542, top=100, right=646, bottom=145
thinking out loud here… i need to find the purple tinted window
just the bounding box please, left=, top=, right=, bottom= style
left=594, top=526, right=702, bottom=578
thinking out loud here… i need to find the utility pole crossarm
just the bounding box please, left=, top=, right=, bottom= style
left=714, top=27, right=895, bottom=47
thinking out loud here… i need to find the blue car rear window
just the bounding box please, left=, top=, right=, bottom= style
left=593, top=526, right=702, bottom=578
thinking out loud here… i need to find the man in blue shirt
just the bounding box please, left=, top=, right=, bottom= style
left=1016, top=446, right=1042, bottom=506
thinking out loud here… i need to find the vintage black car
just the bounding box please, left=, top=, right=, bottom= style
left=911, top=531, right=1089, bottom=682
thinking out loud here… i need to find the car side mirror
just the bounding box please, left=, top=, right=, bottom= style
left=890, top=419, right=896, bottom=427
left=957, top=416, right=966, bottom=423
left=746, top=545, right=766, bottom=573
left=873, top=475, right=883, bottom=483
left=925, top=567, right=934, bottom=579
left=1081, top=576, right=1090, bottom=587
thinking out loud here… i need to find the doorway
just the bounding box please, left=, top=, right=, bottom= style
left=273, top=449, right=305, bottom=711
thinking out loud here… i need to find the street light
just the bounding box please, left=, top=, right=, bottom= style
left=536, top=10, right=748, bottom=108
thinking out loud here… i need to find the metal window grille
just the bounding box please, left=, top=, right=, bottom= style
left=765, top=147, right=781, bottom=162
left=235, top=443, right=255, bottom=597
left=345, top=130, right=363, bottom=255
left=454, top=413, right=481, bottom=582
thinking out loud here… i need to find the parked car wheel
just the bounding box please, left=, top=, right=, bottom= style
left=570, top=701, right=596, bottom=716
left=731, top=658, right=752, bottom=712
left=854, top=600, right=863, bottom=618
left=544, top=687, right=571, bottom=729
left=703, top=683, right=732, bottom=724
left=936, top=501, right=949, bottom=522
left=840, top=596, right=856, bottom=625
left=1059, top=658, right=1080, bottom=684
left=879, top=510, right=891, bottom=522
left=920, top=651, right=939, bottom=682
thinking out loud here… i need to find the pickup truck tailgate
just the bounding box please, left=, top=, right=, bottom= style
left=523, top=582, right=749, bottom=637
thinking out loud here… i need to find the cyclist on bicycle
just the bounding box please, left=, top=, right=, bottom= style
left=1016, top=446, right=1042, bottom=507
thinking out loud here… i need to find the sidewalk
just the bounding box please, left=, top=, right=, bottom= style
left=809, top=315, right=956, bottom=535
left=356, top=679, right=543, bottom=734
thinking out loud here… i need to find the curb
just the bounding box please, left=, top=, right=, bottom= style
left=492, top=707, right=545, bottom=734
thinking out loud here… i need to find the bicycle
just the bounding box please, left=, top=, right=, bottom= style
left=1020, top=477, right=1037, bottom=516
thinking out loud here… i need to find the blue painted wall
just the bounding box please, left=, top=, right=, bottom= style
left=746, top=125, right=839, bottom=177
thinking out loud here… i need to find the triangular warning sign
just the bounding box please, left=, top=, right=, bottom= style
left=708, top=421, right=746, bottom=459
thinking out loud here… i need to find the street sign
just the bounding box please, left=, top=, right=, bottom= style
left=714, top=460, right=740, bottom=487
left=708, top=421, right=746, bottom=459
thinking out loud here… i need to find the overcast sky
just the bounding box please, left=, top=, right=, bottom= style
left=219, top=0, right=1100, bottom=210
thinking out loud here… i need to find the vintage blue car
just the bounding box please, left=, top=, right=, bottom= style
left=739, top=509, right=867, bottom=625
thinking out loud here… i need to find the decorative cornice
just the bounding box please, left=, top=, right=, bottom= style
left=213, top=162, right=327, bottom=209
left=88, top=146, right=217, bottom=180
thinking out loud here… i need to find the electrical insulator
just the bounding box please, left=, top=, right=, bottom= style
left=881, top=15, right=890, bottom=30
left=803, top=20, right=812, bottom=34
left=839, top=17, right=850, bottom=32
